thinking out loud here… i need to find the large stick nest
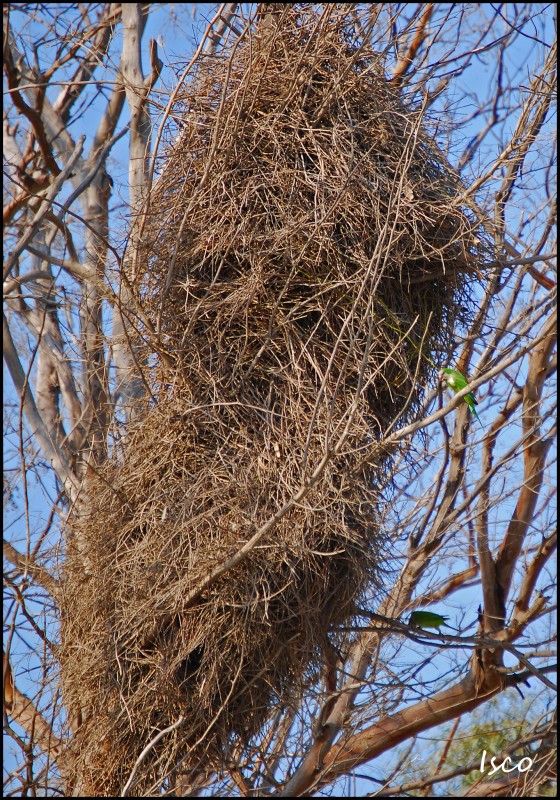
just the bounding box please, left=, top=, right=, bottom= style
left=60, top=6, right=492, bottom=795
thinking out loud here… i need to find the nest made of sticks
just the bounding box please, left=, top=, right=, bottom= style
left=60, top=6, right=492, bottom=795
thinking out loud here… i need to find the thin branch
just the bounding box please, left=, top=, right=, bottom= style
left=3, top=136, right=85, bottom=281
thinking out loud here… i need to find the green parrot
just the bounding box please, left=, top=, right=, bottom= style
left=439, top=367, right=483, bottom=428
left=408, top=610, right=452, bottom=632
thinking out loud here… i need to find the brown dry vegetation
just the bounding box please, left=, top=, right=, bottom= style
left=58, top=7, right=493, bottom=795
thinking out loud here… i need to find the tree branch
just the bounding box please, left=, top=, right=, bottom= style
left=3, top=312, right=80, bottom=501
left=3, top=540, right=60, bottom=598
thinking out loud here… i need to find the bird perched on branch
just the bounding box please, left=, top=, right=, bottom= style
left=439, top=367, right=483, bottom=428
left=408, top=610, right=452, bottom=632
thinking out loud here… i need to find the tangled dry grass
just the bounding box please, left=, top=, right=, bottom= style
left=60, top=6, right=492, bottom=795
